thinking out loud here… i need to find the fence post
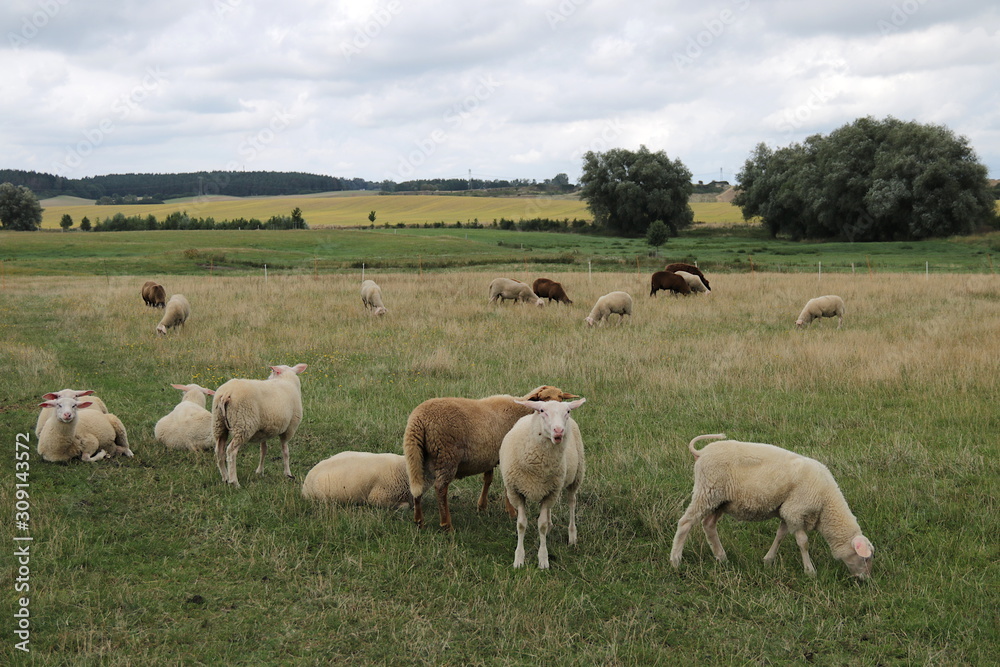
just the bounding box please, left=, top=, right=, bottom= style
left=818, top=261, right=822, bottom=281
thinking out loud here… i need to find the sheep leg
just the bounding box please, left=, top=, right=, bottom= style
left=255, top=440, right=267, bottom=475
left=477, top=470, right=493, bottom=512
left=280, top=436, right=294, bottom=479
left=670, top=505, right=708, bottom=568
left=764, top=521, right=789, bottom=565
left=537, top=499, right=554, bottom=569
left=504, top=494, right=517, bottom=519
left=566, top=488, right=578, bottom=546
left=214, top=435, right=229, bottom=482
left=81, top=450, right=107, bottom=462
left=435, top=480, right=454, bottom=532
left=702, top=511, right=727, bottom=562
left=513, top=497, right=528, bottom=568
left=413, top=494, right=425, bottom=528
left=794, top=529, right=817, bottom=576
left=225, top=438, right=244, bottom=487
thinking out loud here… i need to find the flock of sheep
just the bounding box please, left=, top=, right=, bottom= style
left=32, top=268, right=870, bottom=577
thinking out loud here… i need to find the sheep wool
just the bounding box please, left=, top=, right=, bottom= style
left=489, top=277, right=545, bottom=306
left=154, top=383, right=216, bottom=451
left=360, top=279, right=387, bottom=315
left=585, top=291, right=633, bottom=326
left=37, top=394, right=133, bottom=463
left=665, top=263, right=711, bottom=291
left=796, top=295, right=845, bottom=328
left=156, top=294, right=191, bottom=334
left=35, top=389, right=108, bottom=437
left=674, top=270, right=709, bottom=294
left=302, top=451, right=412, bottom=509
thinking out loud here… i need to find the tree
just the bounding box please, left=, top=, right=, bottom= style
left=0, top=182, right=43, bottom=231
left=646, top=220, right=669, bottom=255
left=291, top=207, right=304, bottom=228
left=60, top=214, right=73, bottom=231
left=579, top=146, right=693, bottom=236
left=80, top=216, right=91, bottom=231
left=368, top=210, right=376, bottom=224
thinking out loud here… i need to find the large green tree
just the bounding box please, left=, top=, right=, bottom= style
left=0, top=182, right=43, bottom=231
left=579, top=146, right=694, bottom=236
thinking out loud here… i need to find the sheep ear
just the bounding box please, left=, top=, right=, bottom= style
left=292, top=363, right=307, bottom=374
left=559, top=391, right=580, bottom=400
left=522, top=386, right=548, bottom=400
left=566, top=397, right=586, bottom=410
left=74, top=390, right=95, bottom=397
left=171, top=383, right=189, bottom=391
left=203, top=388, right=216, bottom=395
left=516, top=400, right=544, bottom=412
left=39, top=400, right=57, bottom=408
left=77, top=401, right=93, bottom=409
left=852, top=536, right=873, bottom=558
left=41, top=393, right=59, bottom=400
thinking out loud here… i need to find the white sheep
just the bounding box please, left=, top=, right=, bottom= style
left=212, top=363, right=307, bottom=487
left=670, top=434, right=875, bottom=578
left=154, top=383, right=216, bottom=451
left=37, top=394, right=133, bottom=463
left=499, top=398, right=586, bottom=569
left=302, top=451, right=412, bottom=509
left=585, top=291, right=633, bottom=327
left=489, top=277, right=545, bottom=306
left=360, top=279, right=388, bottom=316
left=156, top=294, right=191, bottom=334
left=796, top=295, right=845, bottom=328
left=675, top=270, right=709, bottom=294
left=35, top=389, right=108, bottom=437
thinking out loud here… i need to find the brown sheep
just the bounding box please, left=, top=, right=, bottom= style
left=532, top=278, right=573, bottom=305
left=404, top=384, right=579, bottom=532
left=650, top=271, right=691, bottom=297
left=141, top=280, right=166, bottom=308
left=664, top=263, right=711, bottom=291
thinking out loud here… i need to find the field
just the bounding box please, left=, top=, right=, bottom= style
left=2, top=258, right=998, bottom=664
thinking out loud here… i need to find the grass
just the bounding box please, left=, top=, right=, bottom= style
left=1, top=265, right=998, bottom=665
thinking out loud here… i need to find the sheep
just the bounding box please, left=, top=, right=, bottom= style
left=404, top=384, right=579, bottom=532
left=154, top=383, right=216, bottom=451
left=650, top=270, right=691, bottom=297
left=489, top=277, right=545, bottom=307
left=35, top=389, right=108, bottom=437
left=302, top=452, right=412, bottom=509
left=499, top=398, right=586, bottom=569
left=141, top=280, right=166, bottom=308
left=674, top=270, right=709, bottom=294
left=360, top=279, right=388, bottom=316
left=584, top=291, right=633, bottom=327
left=796, top=295, right=845, bottom=329
left=532, top=278, right=573, bottom=305
left=212, top=363, right=308, bottom=488
left=670, top=434, right=875, bottom=578
left=156, top=294, right=191, bottom=334
left=37, top=393, right=133, bottom=463
left=664, top=263, right=711, bottom=291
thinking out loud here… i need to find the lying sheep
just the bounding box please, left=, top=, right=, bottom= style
left=154, top=383, right=216, bottom=451
left=532, top=278, right=573, bottom=305
left=35, top=389, right=108, bottom=437
left=796, top=295, right=845, bottom=328
left=37, top=393, right=133, bottom=463
left=141, top=280, right=166, bottom=308
left=156, top=294, right=191, bottom=334
left=360, top=279, right=388, bottom=316
left=670, top=434, right=875, bottom=578
left=585, top=291, right=633, bottom=327
left=665, top=263, right=711, bottom=291
left=404, top=384, right=579, bottom=532
left=674, top=270, right=709, bottom=294
left=650, top=271, right=691, bottom=297
left=489, top=277, right=545, bottom=306
left=212, top=363, right=308, bottom=487
left=500, top=398, right=586, bottom=569
left=302, top=452, right=412, bottom=509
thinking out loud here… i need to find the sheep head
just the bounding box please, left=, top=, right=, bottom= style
left=841, top=535, right=875, bottom=579
left=515, top=398, right=586, bottom=445
left=39, top=396, right=92, bottom=423
left=268, top=363, right=308, bottom=379
left=522, top=386, right=579, bottom=402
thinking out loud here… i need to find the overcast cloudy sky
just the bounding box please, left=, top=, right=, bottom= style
left=2, top=0, right=998, bottom=185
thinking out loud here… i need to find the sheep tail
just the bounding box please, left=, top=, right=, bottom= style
left=687, top=433, right=726, bottom=459
left=213, top=394, right=233, bottom=440
left=402, top=416, right=428, bottom=500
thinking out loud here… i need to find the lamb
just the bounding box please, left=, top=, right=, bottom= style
left=670, top=434, right=875, bottom=578
left=360, top=279, right=388, bottom=316
left=141, top=280, right=166, bottom=308
left=212, top=363, right=307, bottom=487
left=154, top=383, right=216, bottom=451
left=531, top=278, right=573, bottom=305
left=489, top=277, right=545, bottom=307
left=664, top=263, right=711, bottom=291
left=796, top=295, right=845, bottom=328
left=674, top=270, right=709, bottom=294
left=156, top=294, right=191, bottom=334
left=35, top=389, right=108, bottom=437
left=404, top=384, right=579, bottom=532
left=499, top=398, right=586, bottom=569
left=584, top=291, right=633, bottom=327
left=302, top=452, right=412, bottom=509
left=37, top=393, right=133, bottom=463
left=650, top=270, right=691, bottom=297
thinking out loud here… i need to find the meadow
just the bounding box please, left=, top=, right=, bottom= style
left=1, top=263, right=997, bottom=664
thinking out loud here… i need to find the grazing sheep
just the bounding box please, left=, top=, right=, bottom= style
left=35, top=389, right=108, bottom=437
left=156, top=294, right=191, bottom=334
left=500, top=398, right=586, bottom=569
left=404, top=384, right=579, bottom=532
left=796, top=295, right=845, bottom=328
left=154, top=383, right=216, bottom=451
left=665, top=263, right=711, bottom=291
left=360, top=279, right=388, bottom=316
left=212, top=363, right=308, bottom=487
left=302, top=452, right=412, bottom=509
left=670, top=434, right=875, bottom=578
left=532, top=278, right=573, bottom=305
left=650, top=271, right=691, bottom=297
left=489, top=277, right=545, bottom=307
left=37, top=394, right=133, bottom=463
left=585, top=291, right=633, bottom=327
left=674, top=270, right=709, bottom=294
left=141, top=280, right=166, bottom=308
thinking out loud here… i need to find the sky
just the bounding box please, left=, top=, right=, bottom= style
left=2, top=0, right=998, bottom=186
